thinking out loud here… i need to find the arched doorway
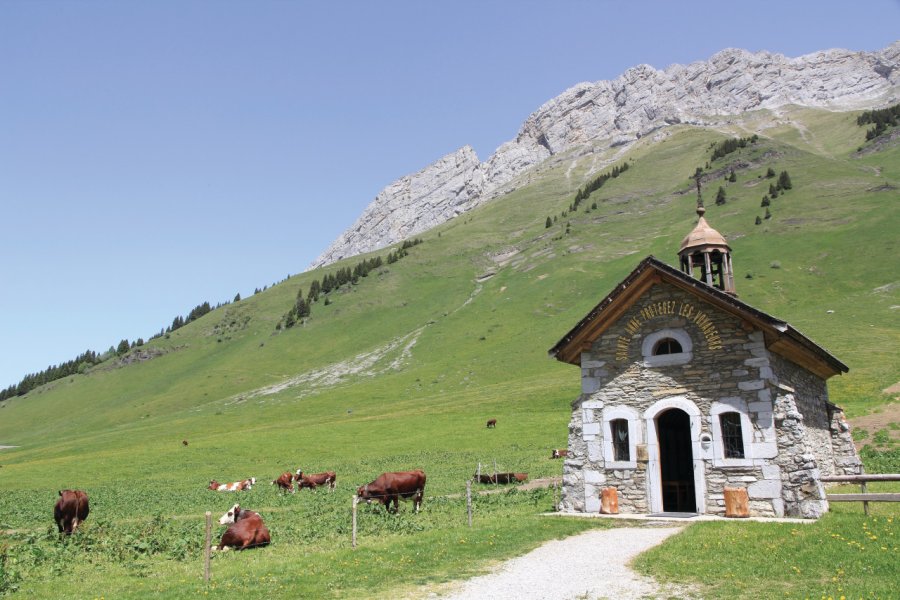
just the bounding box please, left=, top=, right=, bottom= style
left=657, top=408, right=696, bottom=512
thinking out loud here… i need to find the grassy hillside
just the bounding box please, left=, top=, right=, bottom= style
left=0, top=106, right=897, bottom=598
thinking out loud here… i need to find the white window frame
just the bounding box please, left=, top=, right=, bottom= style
left=641, top=328, right=693, bottom=367
left=710, top=399, right=754, bottom=467
left=602, top=406, right=642, bottom=469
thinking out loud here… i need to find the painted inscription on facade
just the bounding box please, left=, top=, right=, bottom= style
left=615, top=300, right=722, bottom=361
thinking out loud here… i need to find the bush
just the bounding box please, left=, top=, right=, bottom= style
left=860, top=446, right=900, bottom=473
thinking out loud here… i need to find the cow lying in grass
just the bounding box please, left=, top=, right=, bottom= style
left=215, top=504, right=270, bottom=551
left=357, top=470, right=426, bottom=513
left=208, top=477, right=255, bottom=491
left=473, top=472, right=528, bottom=484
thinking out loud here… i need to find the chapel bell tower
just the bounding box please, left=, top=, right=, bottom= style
left=678, top=204, right=736, bottom=296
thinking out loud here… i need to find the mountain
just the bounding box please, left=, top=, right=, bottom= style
left=311, top=42, right=900, bottom=268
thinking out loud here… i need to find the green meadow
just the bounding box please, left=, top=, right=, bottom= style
left=1, top=107, right=898, bottom=598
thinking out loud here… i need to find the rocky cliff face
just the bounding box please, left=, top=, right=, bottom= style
left=311, top=42, right=900, bottom=269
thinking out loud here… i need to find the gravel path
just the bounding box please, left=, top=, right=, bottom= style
left=433, top=526, right=690, bottom=600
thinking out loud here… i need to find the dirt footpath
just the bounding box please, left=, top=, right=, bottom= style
left=424, top=526, right=693, bottom=600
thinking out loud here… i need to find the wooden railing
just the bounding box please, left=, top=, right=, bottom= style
left=821, top=474, right=900, bottom=516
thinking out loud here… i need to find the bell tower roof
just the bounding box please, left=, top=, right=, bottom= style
left=678, top=201, right=736, bottom=295
left=679, top=206, right=730, bottom=253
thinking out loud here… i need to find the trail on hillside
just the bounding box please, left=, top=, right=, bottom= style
left=225, top=281, right=485, bottom=406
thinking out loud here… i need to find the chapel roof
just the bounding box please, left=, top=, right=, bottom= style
left=679, top=207, right=730, bottom=253
left=548, top=255, right=848, bottom=379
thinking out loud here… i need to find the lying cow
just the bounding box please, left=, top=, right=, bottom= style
left=357, top=470, right=426, bottom=513
left=550, top=449, right=568, bottom=459
left=54, top=489, right=90, bottom=535
left=271, top=472, right=295, bottom=494
left=473, top=472, right=528, bottom=484
left=294, top=470, right=337, bottom=491
left=208, top=477, right=256, bottom=492
left=215, top=504, right=270, bottom=551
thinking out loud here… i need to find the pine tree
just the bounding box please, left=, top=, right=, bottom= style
left=715, top=187, right=727, bottom=205
left=545, top=217, right=552, bottom=228
left=766, top=167, right=776, bottom=178
left=761, top=196, right=770, bottom=207
left=728, top=170, right=737, bottom=183
left=116, top=339, right=130, bottom=355
left=764, top=207, right=772, bottom=220
left=778, top=170, right=792, bottom=190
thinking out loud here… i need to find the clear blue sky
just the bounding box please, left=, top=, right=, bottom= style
left=1, top=1, right=897, bottom=389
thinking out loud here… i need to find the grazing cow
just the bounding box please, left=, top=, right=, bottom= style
left=550, top=449, right=568, bottom=459
left=208, top=477, right=256, bottom=492
left=486, top=419, right=497, bottom=428
left=473, top=472, right=528, bottom=484
left=271, top=472, right=295, bottom=493
left=357, top=470, right=426, bottom=513
left=215, top=504, right=270, bottom=551
left=294, top=470, right=337, bottom=491
left=54, top=489, right=90, bottom=535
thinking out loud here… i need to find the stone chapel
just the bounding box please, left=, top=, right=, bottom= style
left=549, top=205, right=862, bottom=519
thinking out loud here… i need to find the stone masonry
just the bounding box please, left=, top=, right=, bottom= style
left=559, top=281, right=858, bottom=518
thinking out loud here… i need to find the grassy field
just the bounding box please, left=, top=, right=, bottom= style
left=0, top=107, right=898, bottom=597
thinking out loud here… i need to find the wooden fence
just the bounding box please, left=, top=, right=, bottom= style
left=821, top=474, right=900, bottom=516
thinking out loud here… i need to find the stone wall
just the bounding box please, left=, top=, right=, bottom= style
left=770, top=386, right=828, bottom=518
left=830, top=409, right=863, bottom=476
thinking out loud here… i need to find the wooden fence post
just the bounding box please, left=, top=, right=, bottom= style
left=203, top=511, right=212, bottom=583
left=466, top=480, right=473, bottom=527
left=352, top=495, right=358, bottom=549
left=861, top=481, right=869, bottom=516
left=493, top=459, right=498, bottom=486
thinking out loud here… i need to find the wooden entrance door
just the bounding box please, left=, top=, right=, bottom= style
left=657, top=408, right=696, bottom=512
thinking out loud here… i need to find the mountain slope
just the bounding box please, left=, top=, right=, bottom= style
left=1, top=107, right=896, bottom=469
left=311, top=42, right=900, bottom=268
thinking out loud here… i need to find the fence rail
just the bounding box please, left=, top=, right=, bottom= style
left=822, top=473, right=900, bottom=515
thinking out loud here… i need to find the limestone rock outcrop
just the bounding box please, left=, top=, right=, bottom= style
left=311, top=42, right=900, bottom=269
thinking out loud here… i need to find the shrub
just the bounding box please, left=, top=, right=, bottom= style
left=715, top=187, right=727, bottom=205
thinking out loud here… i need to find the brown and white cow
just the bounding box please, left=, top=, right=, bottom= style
left=486, top=419, right=497, bottom=428
left=208, top=477, right=256, bottom=492
left=271, top=472, right=295, bottom=494
left=550, top=449, right=568, bottom=459
left=473, top=472, right=528, bottom=484
left=54, top=489, right=90, bottom=535
left=215, top=504, right=270, bottom=551
left=294, top=470, right=337, bottom=491
left=357, top=470, right=426, bottom=513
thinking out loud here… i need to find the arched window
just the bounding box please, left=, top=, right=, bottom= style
left=641, top=329, right=693, bottom=367
left=719, top=412, right=745, bottom=459
left=611, top=419, right=630, bottom=461
left=653, top=338, right=683, bottom=355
